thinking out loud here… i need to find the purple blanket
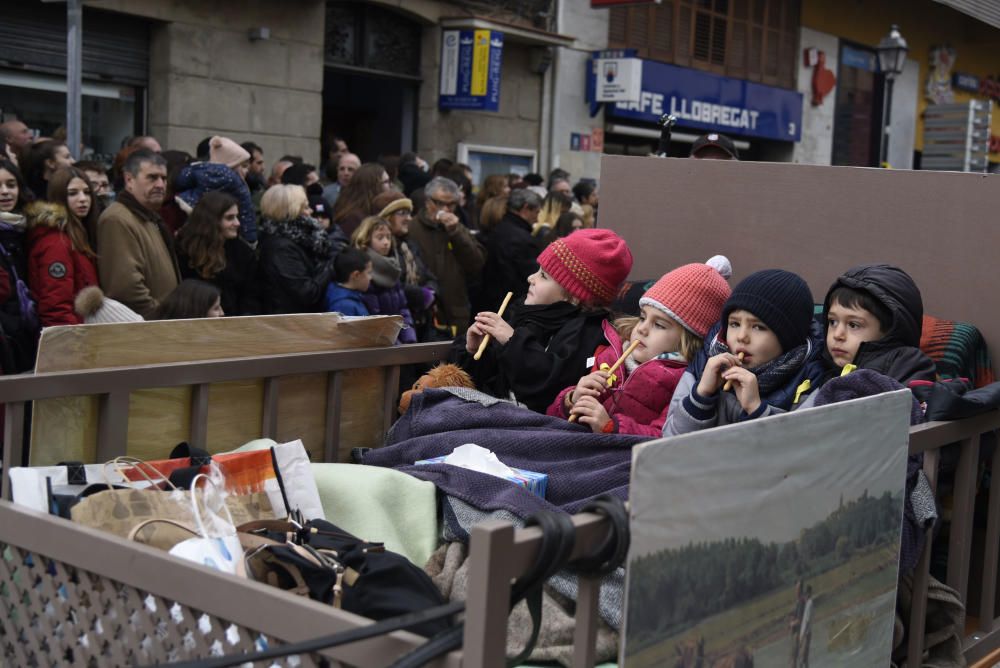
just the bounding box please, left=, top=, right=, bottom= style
left=362, top=389, right=648, bottom=517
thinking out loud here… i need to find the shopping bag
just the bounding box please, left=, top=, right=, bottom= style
left=72, top=484, right=274, bottom=550
left=129, top=476, right=248, bottom=578
left=9, top=461, right=130, bottom=513
left=117, top=440, right=324, bottom=520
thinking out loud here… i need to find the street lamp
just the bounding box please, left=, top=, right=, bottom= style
left=876, top=25, right=908, bottom=167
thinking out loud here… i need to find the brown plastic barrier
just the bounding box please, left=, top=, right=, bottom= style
left=599, top=155, right=1000, bottom=354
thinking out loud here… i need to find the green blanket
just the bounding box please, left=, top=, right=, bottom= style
left=228, top=440, right=440, bottom=567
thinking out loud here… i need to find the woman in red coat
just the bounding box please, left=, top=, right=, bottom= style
left=26, top=167, right=99, bottom=326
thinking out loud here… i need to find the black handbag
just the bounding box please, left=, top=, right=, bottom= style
left=239, top=517, right=451, bottom=638
left=163, top=496, right=630, bottom=668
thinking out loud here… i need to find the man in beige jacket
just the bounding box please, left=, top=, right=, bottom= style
left=98, top=149, right=181, bottom=318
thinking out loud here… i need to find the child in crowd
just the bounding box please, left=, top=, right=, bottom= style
left=325, top=247, right=372, bottom=316
left=547, top=257, right=732, bottom=435
left=663, top=269, right=826, bottom=436
left=815, top=264, right=936, bottom=386
left=458, top=228, right=633, bottom=413
left=351, top=216, right=416, bottom=343
left=151, top=279, right=225, bottom=320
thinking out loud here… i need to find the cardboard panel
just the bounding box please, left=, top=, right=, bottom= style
left=600, top=155, right=1000, bottom=354
left=30, top=314, right=402, bottom=465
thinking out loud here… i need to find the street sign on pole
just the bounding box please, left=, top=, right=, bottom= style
left=66, top=0, right=82, bottom=158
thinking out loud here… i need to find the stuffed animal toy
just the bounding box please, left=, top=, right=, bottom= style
left=398, top=363, right=475, bottom=414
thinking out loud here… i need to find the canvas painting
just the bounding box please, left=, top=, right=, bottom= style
left=622, top=390, right=912, bottom=668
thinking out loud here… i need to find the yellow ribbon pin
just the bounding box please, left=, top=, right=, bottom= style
left=599, top=362, right=618, bottom=387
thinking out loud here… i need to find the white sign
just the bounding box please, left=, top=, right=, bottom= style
left=595, top=58, right=642, bottom=102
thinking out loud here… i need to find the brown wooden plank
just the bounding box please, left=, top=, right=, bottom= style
left=1, top=401, right=25, bottom=499
left=324, top=371, right=344, bottom=463
left=948, top=434, right=980, bottom=630
left=980, top=444, right=1000, bottom=631
left=908, top=448, right=939, bottom=666
left=96, top=391, right=130, bottom=462
left=189, top=383, right=210, bottom=449
left=30, top=314, right=401, bottom=463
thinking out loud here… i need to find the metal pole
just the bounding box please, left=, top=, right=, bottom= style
left=66, top=0, right=82, bottom=159
left=879, top=76, right=895, bottom=167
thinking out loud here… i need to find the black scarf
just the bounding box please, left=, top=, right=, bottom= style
left=260, top=215, right=332, bottom=260
left=510, top=301, right=585, bottom=341
left=708, top=334, right=811, bottom=397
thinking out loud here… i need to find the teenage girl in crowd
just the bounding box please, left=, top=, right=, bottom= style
left=663, top=269, right=827, bottom=436
left=152, top=279, right=225, bottom=320
left=458, top=228, right=633, bottom=413
left=351, top=215, right=417, bottom=344
left=26, top=168, right=99, bottom=326
left=0, top=158, right=38, bottom=372
left=176, top=191, right=261, bottom=316
left=548, top=257, right=731, bottom=436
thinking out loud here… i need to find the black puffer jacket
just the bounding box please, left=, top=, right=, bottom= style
left=257, top=222, right=335, bottom=314
left=452, top=300, right=608, bottom=413
left=178, top=238, right=262, bottom=316
left=821, top=264, right=936, bottom=384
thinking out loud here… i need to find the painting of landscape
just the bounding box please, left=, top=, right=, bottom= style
left=622, top=391, right=912, bottom=668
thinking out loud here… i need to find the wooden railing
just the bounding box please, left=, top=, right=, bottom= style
left=908, top=412, right=1000, bottom=665
left=0, top=341, right=452, bottom=496
left=0, top=344, right=997, bottom=665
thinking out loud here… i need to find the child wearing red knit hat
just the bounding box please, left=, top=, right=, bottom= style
left=459, top=228, right=633, bottom=413
left=547, top=256, right=732, bottom=435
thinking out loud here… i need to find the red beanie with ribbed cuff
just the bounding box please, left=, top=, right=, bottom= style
left=536, top=228, right=633, bottom=306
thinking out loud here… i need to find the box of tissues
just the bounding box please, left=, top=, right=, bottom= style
left=415, top=443, right=548, bottom=499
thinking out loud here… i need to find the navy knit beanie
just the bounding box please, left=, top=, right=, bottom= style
left=722, top=269, right=814, bottom=353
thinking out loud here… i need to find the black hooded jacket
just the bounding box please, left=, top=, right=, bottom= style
left=821, top=264, right=936, bottom=385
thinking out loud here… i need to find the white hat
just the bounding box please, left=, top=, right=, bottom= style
left=74, top=286, right=144, bottom=324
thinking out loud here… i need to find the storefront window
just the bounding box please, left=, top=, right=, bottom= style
left=608, top=0, right=800, bottom=89
left=325, top=2, right=421, bottom=77
left=0, top=70, right=139, bottom=165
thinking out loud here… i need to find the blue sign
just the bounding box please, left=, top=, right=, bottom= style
left=841, top=45, right=877, bottom=72
left=439, top=29, right=504, bottom=111
left=953, top=72, right=980, bottom=92
left=598, top=59, right=803, bottom=142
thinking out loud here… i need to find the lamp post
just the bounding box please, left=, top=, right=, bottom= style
left=876, top=25, right=908, bottom=167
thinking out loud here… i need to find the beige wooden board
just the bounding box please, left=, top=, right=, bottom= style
left=599, top=155, right=1000, bottom=355
left=30, top=314, right=402, bottom=465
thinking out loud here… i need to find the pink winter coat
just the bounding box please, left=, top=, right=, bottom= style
left=547, top=320, right=687, bottom=436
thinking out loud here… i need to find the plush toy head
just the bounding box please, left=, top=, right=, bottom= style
left=398, top=363, right=475, bottom=414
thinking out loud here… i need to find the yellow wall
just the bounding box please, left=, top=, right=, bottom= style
left=802, top=0, right=1000, bottom=157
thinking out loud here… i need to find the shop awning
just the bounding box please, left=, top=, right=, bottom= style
left=932, top=0, right=1000, bottom=29
left=440, top=16, right=575, bottom=47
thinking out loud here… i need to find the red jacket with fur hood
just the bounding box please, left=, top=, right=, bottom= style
left=547, top=319, right=688, bottom=436
left=27, top=202, right=98, bottom=326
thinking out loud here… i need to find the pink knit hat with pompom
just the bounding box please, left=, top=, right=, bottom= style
left=639, top=255, right=732, bottom=338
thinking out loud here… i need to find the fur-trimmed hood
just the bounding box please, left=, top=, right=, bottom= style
left=26, top=201, right=69, bottom=231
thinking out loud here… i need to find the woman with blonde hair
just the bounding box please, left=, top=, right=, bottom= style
left=477, top=195, right=507, bottom=234
left=533, top=190, right=573, bottom=239
left=257, top=184, right=335, bottom=314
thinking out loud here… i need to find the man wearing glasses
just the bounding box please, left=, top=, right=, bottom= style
left=408, top=177, right=485, bottom=338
